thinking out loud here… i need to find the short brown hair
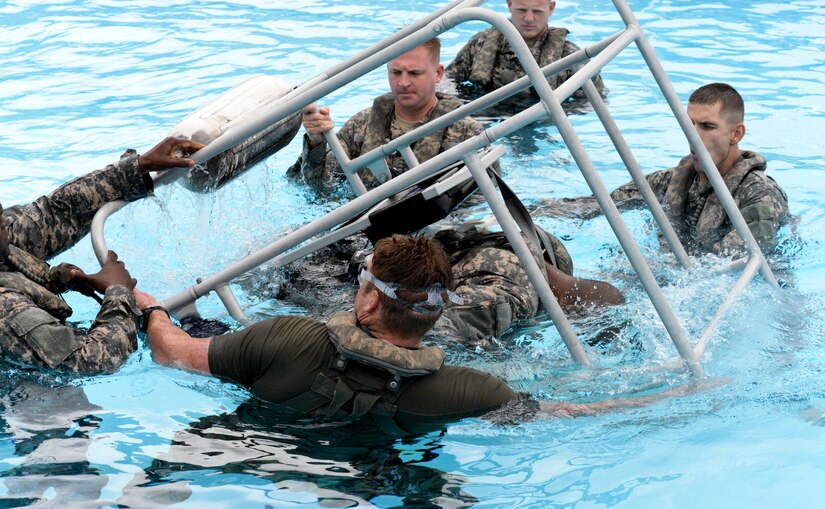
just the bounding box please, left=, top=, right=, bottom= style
left=419, top=37, right=441, bottom=65
left=369, top=234, right=453, bottom=337
left=689, top=83, right=745, bottom=123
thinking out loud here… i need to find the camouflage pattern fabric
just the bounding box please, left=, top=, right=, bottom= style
left=0, top=152, right=148, bottom=372
left=327, top=311, right=445, bottom=375
left=286, top=93, right=490, bottom=196
left=432, top=223, right=572, bottom=346
left=445, top=26, right=605, bottom=101
left=0, top=285, right=139, bottom=372
left=608, top=150, right=789, bottom=255
left=3, top=151, right=149, bottom=261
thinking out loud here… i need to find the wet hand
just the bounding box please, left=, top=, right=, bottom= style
left=137, top=136, right=205, bottom=172
left=133, top=288, right=160, bottom=311
left=69, top=250, right=137, bottom=293
left=301, top=104, right=332, bottom=146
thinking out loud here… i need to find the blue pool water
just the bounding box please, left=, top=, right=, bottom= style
left=1, top=0, right=824, bottom=507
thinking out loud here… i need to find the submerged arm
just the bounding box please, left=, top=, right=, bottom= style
left=539, top=378, right=725, bottom=418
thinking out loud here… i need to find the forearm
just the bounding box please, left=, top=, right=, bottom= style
left=5, top=153, right=151, bottom=260
left=539, top=396, right=655, bottom=418
left=59, top=285, right=140, bottom=373
left=538, top=380, right=719, bottom=418
left=145, top=310, right=212, bottom=374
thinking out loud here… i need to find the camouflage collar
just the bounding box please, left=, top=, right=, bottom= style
left=326, top=311, right=445, bottom=377
left=663, top=150, right=768, bottom=236
left=361, top=92, right=464, bottom=174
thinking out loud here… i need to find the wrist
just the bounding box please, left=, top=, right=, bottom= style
left=138, top=305, right=171, bottom=333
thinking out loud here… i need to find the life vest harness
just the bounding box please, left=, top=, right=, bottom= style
left=281, top=312, right=445, bottom=436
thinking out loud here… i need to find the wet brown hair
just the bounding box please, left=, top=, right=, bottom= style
left=369, top=234, right=453, bottom=337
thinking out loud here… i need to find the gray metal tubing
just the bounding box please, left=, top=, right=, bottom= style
left=693, top=255, right=761, bottom=358
left=611, top=0, right=777, bottom=288
left=464, top=152, right=590, bottom=365
left=163, top=148, right=504, bottom=317
left=323, top=130, right=369, bottom=195
left=159, top=133, right=499, bottom=313
left=399, top=145, right=420, bottom=170
left=480, top=30, right=637, bottom=146
left=581, top=79, right=692, bottom=268
left=91, top=28, right=627, bottom=269
left=188, top=12, right=482, bottom=167
left=91, top=200, right=128, bottom=266
left=323, top=0, right=485, bottom=79
left=214, top=284, right=250, bottom=325
left=346, top=30, right=628, bottom=175
left=517, top=28, right=703, bottom=374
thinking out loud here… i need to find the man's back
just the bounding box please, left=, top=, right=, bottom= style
left=208, top=314, right=518, bottom=436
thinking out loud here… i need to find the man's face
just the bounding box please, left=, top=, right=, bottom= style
left=388, top=45, right=444, bottom=119
left=687, top=101, right=744, bottom=175
left=507, top=0, right=555, bottom=44
left=0, top=205, right=9, bottom=260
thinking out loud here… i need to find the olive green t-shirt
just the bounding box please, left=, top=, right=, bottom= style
left=208, top=315, right=518, bottom=434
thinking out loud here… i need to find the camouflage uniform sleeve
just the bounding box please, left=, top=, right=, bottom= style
left=443, top=117, right=501, bottom=174
left=532, top=168, right=674, bottom=219
left=712, top=174, right=790, bottom=255
left=0, top=285, right=139, bottom=373
left=285, top=110, right=370, bottom=197
left=60, top=285, right=141, bottom=373
left=559, top=40, right=606, bottom=99
left=4, top=152, right=150, bottom=261
left=609, top=168, right=674, bottom=209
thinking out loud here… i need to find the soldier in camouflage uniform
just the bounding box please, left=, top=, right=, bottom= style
left=287, top=38, right=492, bottom=196
left=536, top=83, right=790, bottom=256
left=445, top=0, right=605, bottom=103
left=0, top=136, right=203, bottom=373
left=429, top=221, right=622, bottom=345
left=283, top=37, right=623, bottom=346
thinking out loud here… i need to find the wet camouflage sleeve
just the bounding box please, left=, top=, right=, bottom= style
left=532, top=168, right=674, bottom=220
left=711, top=173, right=789, bottom=254
left=609, top=168, right=675, bottom=209
left=285, top=109, right=371, bottom=196
left=3, top=152, right=150, bottom=261
left=0, top=285, right=139, bottom=373
left=286, top=109, right=491, bottom=197
left=439, top=245, right=546, bottom=348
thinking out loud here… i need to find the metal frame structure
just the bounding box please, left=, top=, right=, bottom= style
left=91, top=0, right=779, bottom=375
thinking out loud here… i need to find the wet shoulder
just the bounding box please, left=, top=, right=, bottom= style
left=397, top=364, right=517, bottom=418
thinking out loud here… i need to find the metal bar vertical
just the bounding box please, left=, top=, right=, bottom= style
left=463, top=152, right=591, bottom=366
left=498, top=20, right=704, bottom=374
left=581, top=80, right=692, bottom=268
left=611, top=0, right=778, bottom=288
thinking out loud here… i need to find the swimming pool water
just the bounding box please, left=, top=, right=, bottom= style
left=1, top=0, right=824, bottom=507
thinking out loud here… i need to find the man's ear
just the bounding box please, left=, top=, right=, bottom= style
left=731, top=122, right=746, bottom=144
left=363, top=285, right=381, bottom=312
